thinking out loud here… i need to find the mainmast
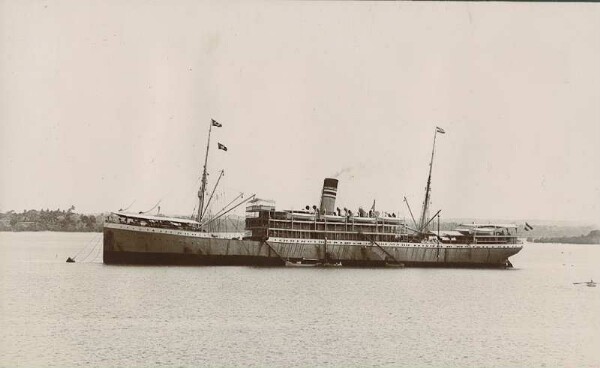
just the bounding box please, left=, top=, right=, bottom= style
left=418, top=126, right=445, bottom=232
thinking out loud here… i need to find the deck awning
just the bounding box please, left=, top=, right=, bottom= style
left=113, top=212, right=199, bottom=225
left=435, top=230, right=464, bottom=237
left=459, top=224, right=518, bottom=229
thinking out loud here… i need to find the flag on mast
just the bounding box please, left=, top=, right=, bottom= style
left=218, top=143, right=228, bottom=151
left=436, top=126, right=445, bottom=134
left=212, top=119, right=222, bottom=127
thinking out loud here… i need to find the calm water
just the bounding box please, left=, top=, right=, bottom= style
left=1, top=232, right=599, bottom=368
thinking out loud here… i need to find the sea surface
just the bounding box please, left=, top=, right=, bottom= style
left=1, top=232, right=599, bottom=368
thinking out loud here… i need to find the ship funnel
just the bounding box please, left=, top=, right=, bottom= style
left=319, top=178, right=339, bottom=215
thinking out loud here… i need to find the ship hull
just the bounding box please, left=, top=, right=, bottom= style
left=103, top=223, right=522, bottom=268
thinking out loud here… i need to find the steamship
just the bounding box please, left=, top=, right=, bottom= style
left=103, top=123, right=523, bottom=268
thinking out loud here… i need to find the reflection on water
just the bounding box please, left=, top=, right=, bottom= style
left=1, top=233, right=599, bottom=367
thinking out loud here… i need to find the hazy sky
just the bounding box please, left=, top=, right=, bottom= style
left=1, top=1, right=599, bottom=224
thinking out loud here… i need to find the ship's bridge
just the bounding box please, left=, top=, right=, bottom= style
left=245, top=198, right=275, bottom=218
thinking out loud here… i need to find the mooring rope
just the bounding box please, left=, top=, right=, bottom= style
left=91, top=236, right=104, bottom=263
left=67, top=233, right=102, bottom=263
left=69, top=233, right=98, bottom=261
left=78, top=234, right=102, bottom=262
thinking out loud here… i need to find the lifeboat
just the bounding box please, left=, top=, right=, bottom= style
left=289, top=211, right=316, bottom=221
left=322, top=214, right=345, bottom=222
left=351, top=216, right=376, bottom=223
left=377, top=216, right=403, bottom=224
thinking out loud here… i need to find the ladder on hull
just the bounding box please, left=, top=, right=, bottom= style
left=366, top=237, right=404, bottom=267
left=263, top=240, right=286, bottom=264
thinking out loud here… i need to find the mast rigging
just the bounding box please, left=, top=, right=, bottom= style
left=197, top=119, right=223, bottom=223
left=418, top=127, right=445, bottom=232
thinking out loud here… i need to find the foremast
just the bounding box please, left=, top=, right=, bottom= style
left=418, top=127, right=445, bottom=232
left=197, top=119, right=221, bottom=223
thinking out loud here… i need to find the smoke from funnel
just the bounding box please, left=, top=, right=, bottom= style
left=331, top=162, right=367, bottom=179
left=332, top=167, right=352, bottom=179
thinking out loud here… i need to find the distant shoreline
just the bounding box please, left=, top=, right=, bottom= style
left=0, top=209, right=104, bottom=232
left=532, top=230, right=600, bottom=245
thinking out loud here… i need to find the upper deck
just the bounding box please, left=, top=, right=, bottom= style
left=245, top=210, right=520, bottom=245
left=246, top=209, right=406, bottom=242
left=243, top=197, right=520, bottom=245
